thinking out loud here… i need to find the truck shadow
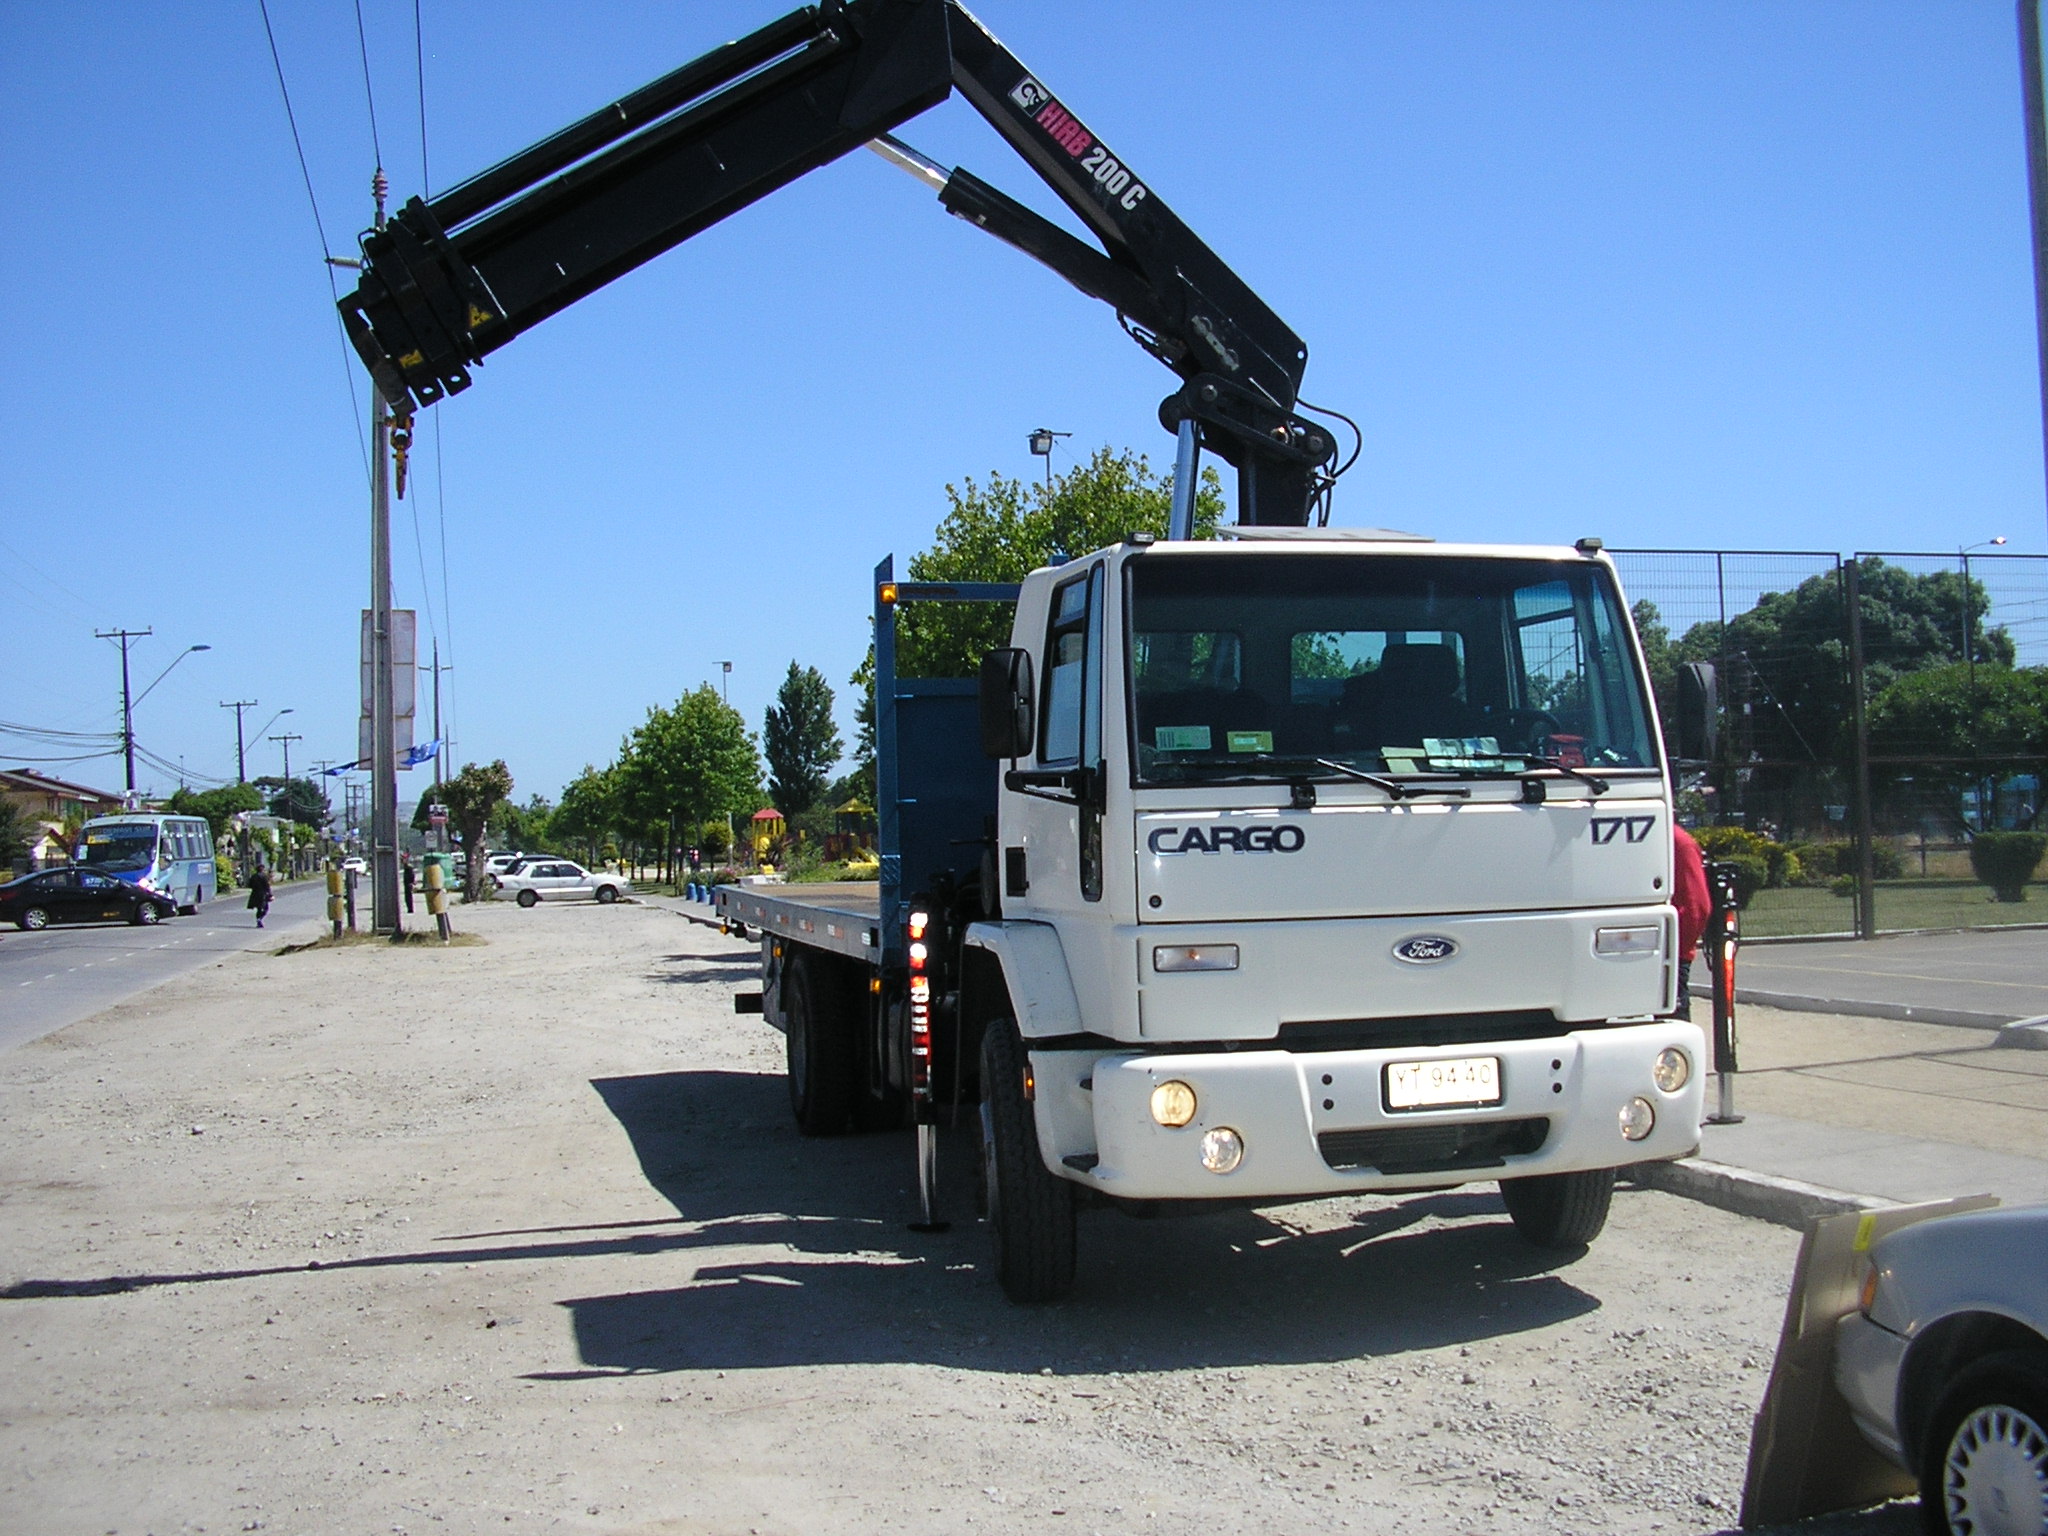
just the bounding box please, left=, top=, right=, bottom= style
left=552, top=1068, right=1609, bottom=1377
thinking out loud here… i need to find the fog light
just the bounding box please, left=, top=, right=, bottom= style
left=1149, top=1080, right=1198, bottom=1127
left=1653, top=1047, right=1690, bottom=1093
left=1619, top=1096, right=1656, bottom=1141
left=1199, top=1127, right=1244, bottom=1173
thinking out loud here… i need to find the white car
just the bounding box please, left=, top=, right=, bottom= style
left=340, top=856, right=368, bottom=875
left=1834, top=1203, right=2048, bottom=1534
left=493, top=859, right=629, bottom=907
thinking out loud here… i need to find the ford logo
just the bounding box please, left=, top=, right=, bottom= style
left=1392, top=935, right=1459, bottom=965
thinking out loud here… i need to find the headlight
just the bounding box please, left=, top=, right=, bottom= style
left=1149, top=1080, right=1197, bottom=1127
left=1619, top=1097, right=1656, bottom=1141
left=1199, top=1127, right=1244, bottom=1173
left=1653, top=1047, right=1691, bottom=1093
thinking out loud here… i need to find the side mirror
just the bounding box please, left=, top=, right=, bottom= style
left=1676, top=661, right=1718, bottom=763
left=979, top=648, right=1034, bottom=759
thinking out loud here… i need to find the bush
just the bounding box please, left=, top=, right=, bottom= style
left=1717, top=852, right=1770, bottom=909
left=215, top=851, right=237, bottom=892
left=1696, top=826, right=1800, bottom=889
left=1828, top=874, right=1857, bottom=899
left=1783, top=839, right=1903, bottom=883
left=1969, top=831, right=2047, bottom=903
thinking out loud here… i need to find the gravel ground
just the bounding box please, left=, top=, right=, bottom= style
left=0, top=898, right=1917, bottom=1535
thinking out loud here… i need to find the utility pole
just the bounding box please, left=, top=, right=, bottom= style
left=2021, top=0, right=2048, bottom=544
left=96, top=627, right=152, bottom=798
left=220, top=699, right=257, bottom=783
left=430, top=640, right=452, bottom=851
left=270, top=730, right=302, bottom=783
left=369, top=167, right=403, bottom=935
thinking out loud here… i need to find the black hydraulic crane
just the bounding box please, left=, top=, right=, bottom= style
left=339, top=0, right=1342, bottom=526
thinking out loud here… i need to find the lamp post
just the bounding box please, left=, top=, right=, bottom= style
left=1959, top=537, right=2007, bottom=831
left=116, top=641, right=209, bottom=798
left=721, top=660, right=732, bottom=705
left=1028, top=427, right=1071, bottom=488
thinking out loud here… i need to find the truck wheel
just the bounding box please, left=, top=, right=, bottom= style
left=785, top=954, right=857, bottom=1136
left=1919, top=1349, right=2048, bottom=1536
left=1501, top=1167, right=1614, bottom=1249
left=980, top=1019, right=1076, bottom=1303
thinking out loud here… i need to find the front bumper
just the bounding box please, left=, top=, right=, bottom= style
left=1030, top=1020, right=1705, bottom=1201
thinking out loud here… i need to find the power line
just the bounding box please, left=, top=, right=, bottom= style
left=414, top=0, right=431, bottom=196
left=254, top=0, right=372, bottom=486
left=352, top=0, right=386, bottom=171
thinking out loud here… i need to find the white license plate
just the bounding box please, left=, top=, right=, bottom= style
left=1384, top=1056, right=1503, bottom=1111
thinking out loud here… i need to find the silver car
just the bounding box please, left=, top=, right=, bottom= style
left=1834, top=1203, right=2048, bottom=1535
left=492, top=859, right=629, bottom=908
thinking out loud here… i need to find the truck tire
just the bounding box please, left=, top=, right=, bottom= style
left=1918, top=1349, right=2048, bottom=1536
left=1500, top=1167, right=1614, bottom=1249
left=980, top=1019, right=1076, bottom=1303
left=785, top=952, right=858, bottom=1136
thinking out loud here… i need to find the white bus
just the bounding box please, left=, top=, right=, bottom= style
left=76, top=814, right=217, bottom=914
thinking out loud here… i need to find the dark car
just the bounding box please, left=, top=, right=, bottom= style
left=1, top=867, right=179, bottom=930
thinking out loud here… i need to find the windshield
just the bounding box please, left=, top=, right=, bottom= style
left=78, top=824, right=160, bottom=872
left=1127, top=553, right=1657, bottom=786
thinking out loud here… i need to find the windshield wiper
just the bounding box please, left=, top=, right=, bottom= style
left=1434, top=752, right=1611, bottom=796
left=1307, top=757, right=1469, bottom=801
left=1153, top=753, right=1468, bottom=802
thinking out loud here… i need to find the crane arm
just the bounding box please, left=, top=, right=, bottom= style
left=339, top=0, right=1336, bottom=524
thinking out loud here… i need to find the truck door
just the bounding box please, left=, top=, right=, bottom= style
left=1022, top=562, right=1106, bottom=907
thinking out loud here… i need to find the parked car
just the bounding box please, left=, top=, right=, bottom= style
left=2, top=867, right=179, bottom=930
left=482, top=853, right=529, bottom=880
left=492, top=859, right=629, bottom=907
left=1834, top=1203, right=2048, bottom=1535
left=340, top=856, right=368, bottom=876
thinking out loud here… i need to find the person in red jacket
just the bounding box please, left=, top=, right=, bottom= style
left=1673, top=825, right=1711, bottom=1019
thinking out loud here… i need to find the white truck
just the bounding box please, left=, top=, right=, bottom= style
left=719, top=528, right=1707, bottom=1301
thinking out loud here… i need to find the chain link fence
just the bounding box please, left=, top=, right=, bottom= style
left=1612, top=549, right=2048, bottom=939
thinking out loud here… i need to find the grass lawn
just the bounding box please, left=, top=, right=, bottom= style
left=1743, top=879, right=2048, bottom=938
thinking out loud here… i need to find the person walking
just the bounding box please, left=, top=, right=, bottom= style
left=246, top=863, right=274, bottom=929
left=402, top=855, right=416, bottom=914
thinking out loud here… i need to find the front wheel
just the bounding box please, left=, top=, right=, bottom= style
left=595, top=885, right=619, bottom=904
left=515, top=888, right=539, bottom=908
left=1920, top=1350, right=2048, bottom=1536
left=132, top=903, right=161, bottom=926
left=19, top=907, right=50, bottom=932
left=1501, top=1167, right=1614, bottom=1249
left=980, top=1019, right=1076, bottom=1303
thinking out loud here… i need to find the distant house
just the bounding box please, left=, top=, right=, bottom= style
left=0, top=768, right=126, bottom=871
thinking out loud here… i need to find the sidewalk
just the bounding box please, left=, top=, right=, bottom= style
left=1640, top=936, right=2048, bottom=1222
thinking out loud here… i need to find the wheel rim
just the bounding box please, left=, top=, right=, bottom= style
left=139, top=905, right=158, bottom=924
left=1943, top=1402, right=2048, bottom=1536
left=24, top=909, right=47, bottom=930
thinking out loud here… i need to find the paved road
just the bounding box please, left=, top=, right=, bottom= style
left=0, top=880, right=328, bottom=1053
left=1723, top=927, right=2048, bottom=1027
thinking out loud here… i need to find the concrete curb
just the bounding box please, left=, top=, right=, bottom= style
left=1627, top=1156, right=1889, bottom=1229
left=1997, top=1016, right=2048, bottom=1051
left=1735, top=987, right=2013, bottom=1032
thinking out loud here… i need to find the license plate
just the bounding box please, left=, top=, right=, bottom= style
left=1384, top=1056, right=1502, bottom=1111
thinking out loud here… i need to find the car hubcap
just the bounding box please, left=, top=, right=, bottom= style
left=25, top=910, right=47, bottom=929
left=1944, top=1403, right=2048, bottom=1536
left=140, top=907, right=157, bottom=923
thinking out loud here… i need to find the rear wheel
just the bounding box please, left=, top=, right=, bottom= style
left=19, top=907, right=50, bottom=931
left=177, top=904, right=197, bottom=917
left=784, top=953, right=857, bottom=1135
left=1919, top=1349, right=2048, bottom=1536
left=1501, top=1167, right=1614, bottom=1249
left=515, top=889, right=539, bottom=908
left=980, top=1019, right=1076, bottom=1303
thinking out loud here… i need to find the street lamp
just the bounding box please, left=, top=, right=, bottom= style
left=721, top=660, right=732, bottom=705
left=1959, top=537, right=2007, bottom=669
left=1028, top=427, right=1070, bottom=488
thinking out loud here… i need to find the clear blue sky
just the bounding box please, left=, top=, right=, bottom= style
left=4, top=1, right=2045, bottom=803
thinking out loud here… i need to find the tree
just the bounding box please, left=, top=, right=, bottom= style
left=0, top=797, right=28, bottom=870
left=255, top=775, right=329, bottom=829
left=894, top=446, right=1225, bottom=678
left=552, top=766, right=618, bottom=864
left=763, top=662, right=842, bottom=816
left=1867, top=663, right=2048, bottom=829
left=615, top=686, right=762, bottom=877
left=442, top=760, right=514, bottom=901
left=846, top=651, right=877, bottom=805
left=491, top=793, right=556, bottom=852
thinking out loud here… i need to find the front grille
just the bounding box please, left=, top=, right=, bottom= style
left=1317, top=1116, right=1549, bottom=1175
left=1276, top=1011, right=1568, bottom=1052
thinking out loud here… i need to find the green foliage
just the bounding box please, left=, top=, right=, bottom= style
left=1969, top=830, right=2047, bottom=903
left=0, top=797, right=27, bottom=868
left=490, top=793, right=556, bottom=853
left=442, top=760, right=514, bottom=900
left=894, top=446, right=1224, bottom=678
left=763, top=661, right=842, bottom=817
left=616, top=685, right=763, bottom=837
left=1694, top=825, right=1808, bottom=890
left=1787, top=839, right=1904, bottom=883
left=846, top=652, right=877, bottom=805
left=215, top=849, right=237, bottom=892
left=1868, top=665, right=2048, bottom=820
left=163, top=783, right=264, bottom=843
left=551, top=766, right=619, bottom=857
left=255, top=775, right=329, bottom=828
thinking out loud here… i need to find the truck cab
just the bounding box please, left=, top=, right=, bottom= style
left=966, top=530, right=1704, bottom=1261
